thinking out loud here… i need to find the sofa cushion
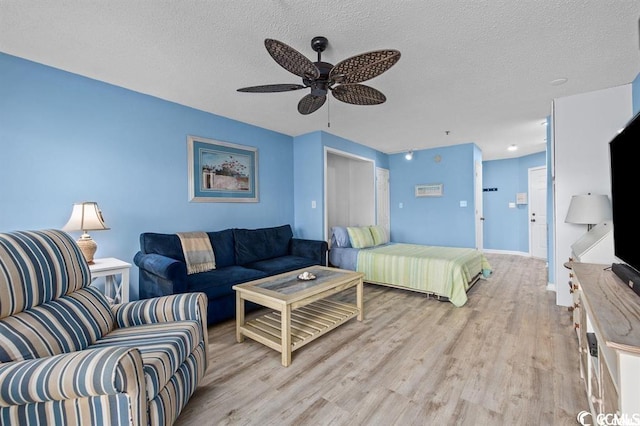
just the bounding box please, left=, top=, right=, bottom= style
left=245, top=255, right=318, bottom=276
left=234, top=225, right=293, bottom=265
left=91, top=320, right=201, bottom=401
left=140, top=233, right=185, bottom=262
left=185, top=266, right=268, bottom=299
left=0, top=287, right=114, bottom=362
left=140, top=230, right=236, bottom=268
left=207, top=229, right=235, bottom=268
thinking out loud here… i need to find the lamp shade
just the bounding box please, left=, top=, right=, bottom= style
left=62, top=202, right=110, bottom=232
left=564, top=194, right=612, bottom=225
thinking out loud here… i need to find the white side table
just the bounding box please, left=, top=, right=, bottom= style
left=89, top=257, right=131, bottom=303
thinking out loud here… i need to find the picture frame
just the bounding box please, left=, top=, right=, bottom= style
left=187, top=135, right=259, bottom=202
left=415, top=183, right=443, bottom=197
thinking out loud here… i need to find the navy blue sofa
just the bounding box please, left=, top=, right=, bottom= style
left=134, top=224, right=328, bottom=326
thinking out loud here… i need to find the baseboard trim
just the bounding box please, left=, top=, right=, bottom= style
left=546, top=283, right=556, bottom=292
left=481, top=249, right=530, bottom=257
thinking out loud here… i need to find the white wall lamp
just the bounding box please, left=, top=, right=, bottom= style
left=405, top=150, right=413, bottom=160
left=565, top=193, right=612, bottom=231
left=62, top=201, right=110, bottom=264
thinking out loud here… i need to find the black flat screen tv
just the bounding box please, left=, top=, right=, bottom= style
left=609, top=111, right=640, bottom=282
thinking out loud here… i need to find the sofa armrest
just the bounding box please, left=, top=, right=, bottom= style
left=113, top=293, right=208, bottom=369
left=290, top=238, right=328, bottom=266
left=134, top=251, right=188, bottom=296
left=0, top=347, right=147, bottom=425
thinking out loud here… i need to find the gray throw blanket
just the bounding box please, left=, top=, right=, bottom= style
left=176, top=232, right=216, bottom=274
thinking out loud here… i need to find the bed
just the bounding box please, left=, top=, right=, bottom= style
left=329, top=226, right=492, bottom=307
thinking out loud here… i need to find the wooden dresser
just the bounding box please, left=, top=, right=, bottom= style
left=569, top=262, right=640, bottom=417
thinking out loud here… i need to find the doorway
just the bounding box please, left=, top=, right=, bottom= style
left=474, top=161, right=484, bottom=250
left=529, top=166, right=547, bottom=259
left=324, top=148, right=376, bottom=241
left=376, top=167, right=390, bottom=233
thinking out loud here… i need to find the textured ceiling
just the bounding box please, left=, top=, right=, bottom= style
left=1, top=1, right=639, bottom=160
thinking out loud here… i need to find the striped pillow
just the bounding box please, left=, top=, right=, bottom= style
left=346, top=226, right=375, bottom=249
left=369, top=226, right=389, bottom=246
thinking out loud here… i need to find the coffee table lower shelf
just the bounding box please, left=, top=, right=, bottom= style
left=240, top=298, right=359, bottom=354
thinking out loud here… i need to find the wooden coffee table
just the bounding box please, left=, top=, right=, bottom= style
left=233, top=266, right=364, bottom=366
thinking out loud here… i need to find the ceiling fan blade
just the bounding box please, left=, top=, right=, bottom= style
left=297, top=94, right=326, bottom=115
left=237, top=84, right=306, bottom=93
left=264, top=39, right=320, bottom=80
left=329, top=50, right=401, bottom=84
left=331, top=84, right=386, bottom=105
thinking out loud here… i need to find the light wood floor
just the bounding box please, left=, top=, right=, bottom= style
left=176, top=254, right=588, bottom=425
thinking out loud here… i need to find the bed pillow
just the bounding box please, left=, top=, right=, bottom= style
left=331, top=226, right=352, bottom=248
left=347, top=226, right=375, bottom=249
left=369, top=225, right=389, bottom=246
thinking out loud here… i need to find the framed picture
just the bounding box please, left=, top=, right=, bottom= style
left=415, top=183, right=443, bottom=197
left=187, top=136, right=259, bottom=202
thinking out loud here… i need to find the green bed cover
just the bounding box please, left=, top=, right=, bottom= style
left=356, top=243, right=492, bottom=307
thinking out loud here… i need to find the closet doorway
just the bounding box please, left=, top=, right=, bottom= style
left=324, top=148, right=376, bottom=241
left=376, top=167, right=390, bottom=232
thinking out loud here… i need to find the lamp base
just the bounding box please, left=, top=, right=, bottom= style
left=76, top=234, right=97, bottom=264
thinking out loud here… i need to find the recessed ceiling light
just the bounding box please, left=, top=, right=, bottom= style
left=507, top=144, right=518, bottom=152
left=550, top=78, right=568, bottom=86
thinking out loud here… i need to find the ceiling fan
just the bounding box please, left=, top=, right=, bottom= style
left=237, top=36, right=401, bottom=115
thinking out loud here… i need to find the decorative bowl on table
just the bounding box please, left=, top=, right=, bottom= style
left=297, top=271, right=316, bottom=281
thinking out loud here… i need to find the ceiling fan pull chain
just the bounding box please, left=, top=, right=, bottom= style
left=327, top=95, right=331, bottom=128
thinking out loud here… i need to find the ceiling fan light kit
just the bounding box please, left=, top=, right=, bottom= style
left=238, top=36, right=401, bottom=115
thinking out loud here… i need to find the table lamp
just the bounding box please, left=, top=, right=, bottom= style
left=62, top=201, right=110, bottom=264
left=565, top=193, right=612, bottom=231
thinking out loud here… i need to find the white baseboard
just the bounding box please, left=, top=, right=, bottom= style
left=546, top=283, right=556, bottom=292
left=481, top=249, right=531, bottom=257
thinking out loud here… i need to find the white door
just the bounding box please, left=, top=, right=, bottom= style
left=376, top=168, right=390, bottom=233
left=529, top=166, right=547, bottom=259
left=474, top=161, right=483, bottom=250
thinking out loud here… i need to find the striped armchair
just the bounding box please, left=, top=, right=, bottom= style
left=0, top=230, right=208, bottom=426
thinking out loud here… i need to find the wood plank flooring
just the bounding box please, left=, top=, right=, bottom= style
left=175, top=254, right=588, bottom=425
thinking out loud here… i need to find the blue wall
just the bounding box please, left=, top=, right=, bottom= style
left=388, top=143, right=477, bottom=247
left=293, top=131, right=389, bottom=240
left=483, top=152, right=546, bottom=253
left=292, top=131, right=324, bottom=240
left=0, top=53, right=296, bottom=299
left=320, top=131, right=389, bottom=169
left=2, top=50, right=572, bottom=300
